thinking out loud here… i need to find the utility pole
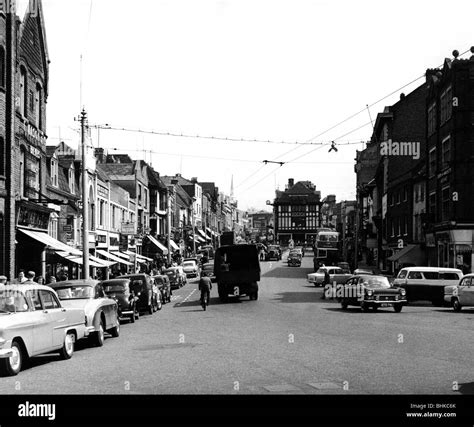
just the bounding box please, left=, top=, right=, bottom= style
left=81, top=109, right=90, bottom=279
left=192, top=197, right=196, bottom=255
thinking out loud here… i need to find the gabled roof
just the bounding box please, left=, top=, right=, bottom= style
left=162, top=175, right=195, bottom=186
left=97, top=163, right=135, bottom=178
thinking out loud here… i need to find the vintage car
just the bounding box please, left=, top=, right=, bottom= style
left=152, top=275, right=172, bottom=303
left=338, top=274, right=407, bottom=312
left=51, top=279, right=120, bottom=347
left=444, top=273, right=474, bottom=311
left=287, top=250, right=302, bottom=267
left=265, top=245, right=282, bottom=261
left=0, top=284, right=87, bottom=376
left=102, top=279, right=140, bottom=323
left=116, top=274, right=160, bottom=314
left=164, top=267, right=186, bottom=289
left=182, top=260, right=199, bottom=279
left=201, top=262, right=216, bottom=282
left=307, top=266, right=352, bottom=286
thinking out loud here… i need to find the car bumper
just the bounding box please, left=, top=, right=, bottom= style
left=363, top=299, right=407, bottom=306
left=0, top=348, right=14, bottom=358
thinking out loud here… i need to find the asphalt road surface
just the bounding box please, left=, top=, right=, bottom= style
left=1, top=251, right=473, bottom=395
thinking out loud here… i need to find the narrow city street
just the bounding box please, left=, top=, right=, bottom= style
left=1, top=250, right=473, bottom=395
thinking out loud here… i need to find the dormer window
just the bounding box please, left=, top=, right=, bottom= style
left=69, top=166, right=75, bottom=194
left=51, top=158, right=58, bottom=187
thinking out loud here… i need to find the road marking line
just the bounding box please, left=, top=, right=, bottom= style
left=308, top=382, right=341, bottom=390
left=263, top=384, right=301, bottom=392
left=175, top=289, right=197, bottom=306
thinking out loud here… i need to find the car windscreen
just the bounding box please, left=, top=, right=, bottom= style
left=103, top=284, right=127, bottom=293
left=183, top=262, right=195, bottom=268
left=0, top=290, right=29, bottom=313
left=362, top=277, right=391, bottom=288
left=55, top=286, right=94, bottom=299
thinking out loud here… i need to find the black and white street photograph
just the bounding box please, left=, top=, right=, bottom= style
left=1, top=0, right=474, bottom=425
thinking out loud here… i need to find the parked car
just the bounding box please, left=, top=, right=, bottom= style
left=393, top=267, right=463, bottom=305
left=51, top=279, right=120, bottom=347
left=265, top=245, right=282, bottom=261
left=153, top=275, right=172, bottom=303
left=102, top=279, right=140, bottom=323
left=338, top=274, right=407, bottom=312
left=353, top=268, right=375, bottom=275
left=182, top=260, right=199, bottom=278
left=116, top=274, right=158, bottom=314
left=200, top=262, right=216, bottom=282
left=307, top=266, right=352, bottom=286
left=337, top=262, right=352, bottom=274
left=164, top=267, right=186, bottom=289
left=0, top=284, right=87, bottom=376
left=444, top=273, right=474, bottom=311
left=287, top=250, right=302, bottom=267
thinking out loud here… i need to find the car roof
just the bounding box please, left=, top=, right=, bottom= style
left=354, top=274, right=387, bottom=280
left=101, top=279, right=131, bottom=285
left=50, top=279, right=98, bottom=288
left=2, top=284, right=61, bottom=293
left=399, top=267, right=462, bottom=272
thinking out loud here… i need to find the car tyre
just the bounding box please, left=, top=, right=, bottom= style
left=109, top=318, right=120, bottom=338
left=340, top=300, right=348, bottom=310
left=360, top=301, right=370, bottom=312
left=59, top=333, right=75, bottom=359
left=92, top=319, right=105, bottom=347
left=156, top=295, right=163, bottom=311
left=0, top=341, right=23, bottom=376
left=393, top=303, right=403, bottom=313
left=148, top=302, right=154, bottom=315
left=452, top=298, right=462, bottom=312
left=134, top=305, right=140, bottom=321
left=372, top=305, right=378, bottom=311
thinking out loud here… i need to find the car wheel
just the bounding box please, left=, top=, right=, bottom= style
left=109, top=317, right=120, bottom=338
left=340, top=300, right=348, bottom=310
left=92, top=319, right=105, bottom=347
left=157, top=296, right=163, bottom=310
left=372, top=305, right=378, bottom=311
left=0, top=341, right=23, bottom=376
left=134, top=306, right=140, bottom=320
left=59, top=333, right=75, bottom=359
left=393, top=303, right=403, bottom=313
left=130, top=311, right=135, bottom=323
left=360, top=301, right=370, bottom=312
left=452, top=298, right=462, bottom=312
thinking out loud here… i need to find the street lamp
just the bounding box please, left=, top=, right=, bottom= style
left=192, top=196, right=196, bottom=255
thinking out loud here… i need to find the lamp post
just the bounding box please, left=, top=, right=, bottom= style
left=167, top=190, right=172, bottom=265
left=192, top=197, right=196, bottom=255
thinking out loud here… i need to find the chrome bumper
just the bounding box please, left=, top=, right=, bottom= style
left=0, top=348, right=14, bottom=358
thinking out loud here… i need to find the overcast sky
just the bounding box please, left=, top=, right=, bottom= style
left=24, top=0, right=474, bottom=210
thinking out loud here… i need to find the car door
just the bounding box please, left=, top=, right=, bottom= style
left=39, top=290, right=69, bottom=348
left=24, top=290, right=53, bottom=355
left=95, top=284, right=114, bottom=329
left=458, top=276, right=472, bottom=306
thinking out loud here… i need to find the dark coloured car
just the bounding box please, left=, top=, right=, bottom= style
left=102, top=279, right=140, bottom=323
left=200, top=262, right=216, bottom=282
left=116, top=274, right=157, bottom=315
left=338, top=275, right=407, bottom=312
left=265, top=245, right=282, bottom=261
left=164, top=267, right=186, bottom=289
left=287, top=250, right=302, bottom=267
left=153, top=275, right=172, bottom=303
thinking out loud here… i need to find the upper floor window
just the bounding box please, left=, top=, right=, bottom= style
left=440, top=86, right=452, bottom=124
left=35, top=83, right=43, bottom=130
left=0, top=46, right=5, bottom=89
left=144, top=188, right=148, bottom=209
left=19, top=147, right=26, bottom=197
left=427, top=102, right=437, bottom=136
left=50, top=158, right=58, bottom=187
left=69, top=167, right=75, bottom=194
left=19, top=66, right=27, bottom=116
left=441, top=136, right=451, bottom=170
left=138, top=183, right=142, bottom=204
left=429, top=148, right=436, bottom=178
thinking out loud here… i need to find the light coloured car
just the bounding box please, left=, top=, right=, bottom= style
left=444, top=273, right=474, bottom=311
left=51, top=279, right=120, bottom=347
left=307, top=266, right=352, bottom=287
left=182, top=260, right=199, bottom=279
left=0, top=284, right=87, bottom=376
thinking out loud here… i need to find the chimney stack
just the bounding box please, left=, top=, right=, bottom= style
left=288, top=178, right=294, bottom=189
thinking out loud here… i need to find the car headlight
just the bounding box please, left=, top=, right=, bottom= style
left=400, top=289, right=406, bottom=296
left=366, top=289, right=373, bottom=297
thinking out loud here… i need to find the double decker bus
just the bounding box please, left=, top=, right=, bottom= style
left=313, top=230, right=341, bottom=269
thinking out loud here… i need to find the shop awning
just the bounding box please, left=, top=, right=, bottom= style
left=170, top=240, right=180, bottom=251
left=147, top=235, right=169, bottom=255
left=197, top=229, right=207, bottom=239
left=111, top=251, right=131, bottom=261
left=90, top=255, right=116, bottom=268
left=18, top=228, right=82, bottom=256
left=96, top=250, right=133, bottom=266
left=125, top=250, right=153, bottom=262
left=387, top=244, right=425, bottom=264
left=55, top=251, right=104, bottom=268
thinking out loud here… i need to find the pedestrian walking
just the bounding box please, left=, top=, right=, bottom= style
left=321, top=269, right=330, bottom=300
left=198, top=275, right=212, bottom=310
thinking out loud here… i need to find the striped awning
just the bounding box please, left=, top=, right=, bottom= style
left=147, top=235, right=169, bottom=255
left=96, top=250, right=133, bottom=266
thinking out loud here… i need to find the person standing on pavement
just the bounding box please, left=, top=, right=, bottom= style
left=321, top=269, right=330, bottom=300
left=0, top=275, right=7, bottom=288
left=17, top=271, right=27, bottom=284
left=198, top=275, right=212, bottom=307
left=23, top=271, right=37, bottom=285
